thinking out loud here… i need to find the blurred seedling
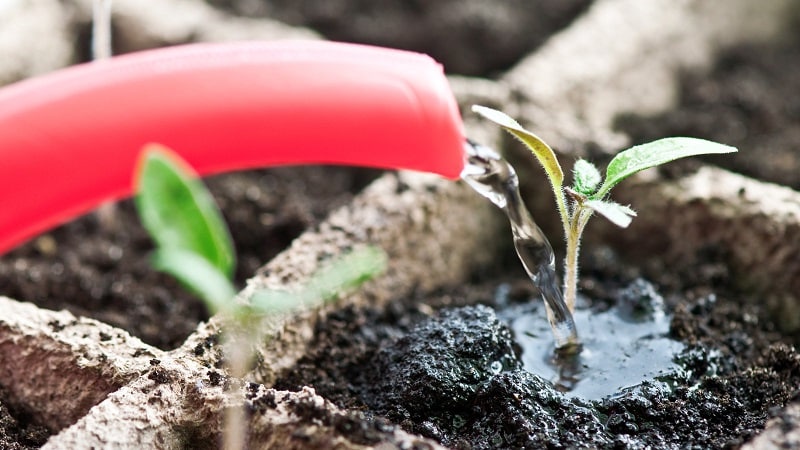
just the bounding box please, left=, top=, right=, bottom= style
left=134, top=144, right=386, bottom=320
left=134, top=145, right=387, bottom=449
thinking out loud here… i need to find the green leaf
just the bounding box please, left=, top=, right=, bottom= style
left=572, top=159, right=602, bottom=195
left=585, top=199, right=637, bottom=228
left=248, top=289, right=300, bottom=316
left=472, top=105, right=563, bottom=188
left=250, top=246, right=388, bottom=315
left=135, top=144, right=236, bottom=278
left=596, top=137, right=737, bottom=198
left=152, top=248, right=237, bottom=313
left=303, top=246, right=388, bottom=302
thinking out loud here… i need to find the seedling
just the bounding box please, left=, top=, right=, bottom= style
left=134, top=144, right=387, bottom=318
left=135, top=144, right=238, bottom=312
left=134, top=144, right=387, bottom=450
left=473, top=105, right=737, bottom=313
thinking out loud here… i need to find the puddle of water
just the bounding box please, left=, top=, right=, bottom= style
left=498, top=280, right=685, bottom=400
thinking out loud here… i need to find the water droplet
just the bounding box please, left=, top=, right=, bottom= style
left=490, top=360, right=503, bottom=374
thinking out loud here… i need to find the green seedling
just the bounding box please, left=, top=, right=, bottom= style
left=135, top=144, right=237, bottom=312
left=134, top=144, right=387, bottom=450
left=473, top=105, right=737, bottom=312
left=134, top=144, right=387, bottom=318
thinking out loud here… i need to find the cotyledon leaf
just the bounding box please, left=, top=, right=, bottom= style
left=135, top=144, right=236, bottom=278
left=595, top=137, right=737, bottom=198
left=472, top=105, right=563, bottom=188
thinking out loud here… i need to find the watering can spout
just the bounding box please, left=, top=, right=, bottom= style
left=0, top=41, right=466, bottom=255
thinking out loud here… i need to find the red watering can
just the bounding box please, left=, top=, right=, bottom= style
left=0, top=40, right=466, bottom=254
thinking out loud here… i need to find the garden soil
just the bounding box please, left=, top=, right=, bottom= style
left=274, top=245, right=800, bottom=449
left=0, top=385, right=49, bottom=450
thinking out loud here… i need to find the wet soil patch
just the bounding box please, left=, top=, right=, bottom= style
left=506, top=278, right=685, bottom=399
left=0, top=166, right=378, bottom=349
left=615, top=34, right=800, bottom=188
left=204, top=0, right=593, bottom=76
left=0, top=386, right=49, bottom=450
left=275, top=250, right=800, bottom=448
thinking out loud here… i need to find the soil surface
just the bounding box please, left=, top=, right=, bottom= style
left=204, top=0, right=593, bottom=76
left=0, top=166, right=378, bottom=350
left=275, top=246, right=800, bottom=449
left=616, top=34, right=800, bottom=189
left=0, top=386, right=49, bottom=450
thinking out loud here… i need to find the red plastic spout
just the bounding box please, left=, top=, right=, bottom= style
left=0, top=41, right=465, bottom=255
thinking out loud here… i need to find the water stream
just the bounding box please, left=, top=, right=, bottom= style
left=460, top=140, right=579, bottom=349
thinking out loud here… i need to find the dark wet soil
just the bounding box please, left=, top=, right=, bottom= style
left=205, top=0, right=593, bottom=77
left=274, top=247, right=800, bottom=449
left=616, top=35, right=800, bottom=189
left=0, top=166, right=378, bottom=350
left=0, top=386, right=49, bottom=450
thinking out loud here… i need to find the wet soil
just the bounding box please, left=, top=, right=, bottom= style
left=274, top=247, right=800, bottom=449
left=615, top=34, right=800, bottom=188
left=0, top=386, right=49, bottom=450
left=204, top=0, right=593, bottom=77
left=0, top=166, right=378, bottom=350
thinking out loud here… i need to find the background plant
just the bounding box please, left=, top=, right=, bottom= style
left=135, top=144, right=386, bottom=450
left=134, top=144, right=386, bottom=318
left=473, top=105, right=737, bottom=312
left=135, top=145, right=239, bottom=312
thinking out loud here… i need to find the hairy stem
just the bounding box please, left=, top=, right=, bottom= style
left=563, top=215, right=580, bottom=313
left=563, top=206, right=592, bottom=313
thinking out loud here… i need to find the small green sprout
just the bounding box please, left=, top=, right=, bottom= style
left=473, top=105, right=737, bottom=312
left=134, top=145, right=387, bottom=450
left=134, top=144, right=387, bottom=318
left=135, top=144, right=237, bottom=312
